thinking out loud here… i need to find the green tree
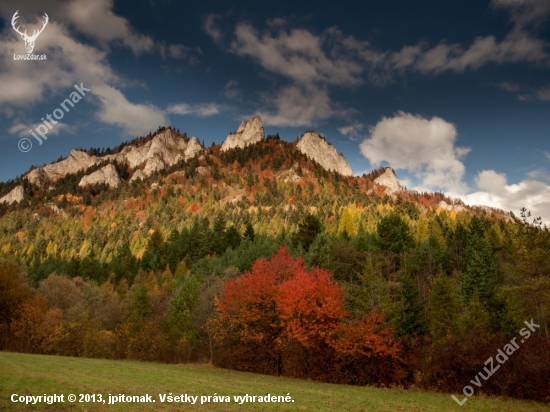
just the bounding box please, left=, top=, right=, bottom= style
left=428, top=273, right=461, bottom=344
left=393, top=275, right=426, bottom=344
left=377, top=213, right=413, bottom=256
left=292, top=213, right=322, bottom=251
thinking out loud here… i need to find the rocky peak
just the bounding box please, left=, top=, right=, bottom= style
left=296, top=132, right=352, bottom=176
left=25, top=129, right=204, bottom=187
left=0, top=185, right=24, bottom=204
left=373, top=167, right=401, bottom=196
left=221, top=116, right=265, bottom=152
left=78, top=164, right=121, bottom=188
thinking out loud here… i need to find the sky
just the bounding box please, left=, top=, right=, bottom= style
left=0, top=0, right=549, bottom=222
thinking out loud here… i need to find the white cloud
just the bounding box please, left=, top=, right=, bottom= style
left=528, top=168, right=550, bottom=184
left=360, top=112, right=470, bottom=193
left=456, top=170, right=550, bottom=224
left=167, top=102, right=228, bottom=118
left=9, top=121, right=73, bottom=136
left=230, top=23, right=363, bottom=86
left=0, top=1, right=175, bottom=137
left=64, top=0, right=154, bottom=54
left=224, top=23, right=362, bottom=127
left=544, top=151, right=550, bottom=161
left=255, top=84, right=347, bottom=127
left=93, top=85, right=166, bottom=136
left=338, top=123, right=364, bottom=141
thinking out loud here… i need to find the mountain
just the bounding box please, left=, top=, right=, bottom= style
left=1, top=118, right=546, bottom=404
left=0, top=116, right=510, bottom=229
left=296, top=131, right=352, bottom=176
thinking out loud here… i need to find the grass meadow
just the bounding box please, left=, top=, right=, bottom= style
left=1, top=351, right=548, bottom=411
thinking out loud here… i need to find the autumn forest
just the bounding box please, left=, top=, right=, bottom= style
left=0, top=130, right=549, bottom=402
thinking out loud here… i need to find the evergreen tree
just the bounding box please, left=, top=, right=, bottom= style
left=244, top=222, right=255, bottom=242
left=292, top=213, right=322, bottom=251
left=428, top=273, right=461, bottom=344
left=461, top=234, right=499, bottom=304
left=393, top=275, right=426, bottom=343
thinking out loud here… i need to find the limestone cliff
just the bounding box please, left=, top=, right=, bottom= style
left=79, top=164, right=121, bottom=188
left=25, top=129, right=203, bottom=186
left=0, top=185, right=24, bottom=204
left=296, top=132, right=352, bottom=176
left=373, top=167, right=401, bottom=196
left=221, top=116, right=264, bottom=152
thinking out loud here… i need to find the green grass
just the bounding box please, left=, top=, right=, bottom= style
left=0, top=352, right=548, bottom=411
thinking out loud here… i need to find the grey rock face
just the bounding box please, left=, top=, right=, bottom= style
left=438, top=200, right=466, bottom=213
left=373, top=168, right=401, bottom=196
left=25, top=129, right=203, bottom=186
left=296, top=132, right=352, bottom=176
left=0, top=185, right=24, bottom=204
left=79, top=164, right=121, bottom=188
left=27, top=150, right=99, bottom=186
left=221, top=116, right=265, bottom=152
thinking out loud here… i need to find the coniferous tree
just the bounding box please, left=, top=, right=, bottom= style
left=292, top=213, right=322, bottom=251
left=393, top=275, right=426, bottom=344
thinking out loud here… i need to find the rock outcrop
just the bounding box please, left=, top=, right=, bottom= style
left=296, top=132, right=352, bottom=176
left=0, top=185, right=24, bottom=204
left=221, top=116, right=264, bottom=152
left=79, top=164, right=121, bottom=188
left=373, top=168, right=401, bottom=196
left=27, top=150, right=99, bottom=186
left=438, top=200, right=466, bottom=213
left=129, top=169, right=146, bottom=183
left=25, top=129, right=203, bottom=186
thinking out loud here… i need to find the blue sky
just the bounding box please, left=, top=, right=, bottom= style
left=0, top=0, right=549, bottom=220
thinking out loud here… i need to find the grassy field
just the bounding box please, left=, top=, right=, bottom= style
left=0, top=352, right=548, bottom=412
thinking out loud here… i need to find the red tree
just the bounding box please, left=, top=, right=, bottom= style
left=211, top=246, right=401, bottom=383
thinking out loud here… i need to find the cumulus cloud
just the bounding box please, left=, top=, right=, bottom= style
left=64, top=0, right=155, bottom=54
left=0, top=0, right=180, bottom=137
left=457, top=170, right=550, bottom=224
left=167, top=102, right=229, bottom=118
left=360, top=112, right=470, bottom=193
left=208, top=2, right=550, bottom=127
left=230, top=23, right=363, bottom=86
left=221, top=23, right=365, bottom=127
left=93, top=85, right=166, bottom=136
left=528, top=168, right=550, bottom=184
left=255, top=84, right=348, bottom=127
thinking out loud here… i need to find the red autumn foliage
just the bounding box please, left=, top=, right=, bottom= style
left=277, top=268, right=344, bottom=349
left=211, top=246, right=401, bottom=384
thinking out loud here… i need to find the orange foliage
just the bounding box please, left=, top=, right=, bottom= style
left=212, top=247, right=400, bottom=380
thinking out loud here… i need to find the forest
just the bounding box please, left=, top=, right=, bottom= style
left=0, top=132, right=549, bottom=402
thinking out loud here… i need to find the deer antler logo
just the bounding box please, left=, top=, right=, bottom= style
left=11, top=10, right=49, bottom=54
